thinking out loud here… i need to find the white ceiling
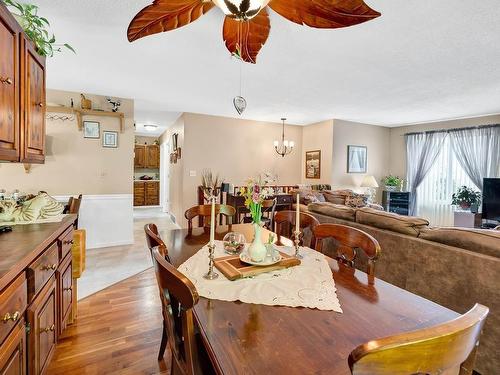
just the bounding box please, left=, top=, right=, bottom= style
left=30, top=0, right=500, bottom=127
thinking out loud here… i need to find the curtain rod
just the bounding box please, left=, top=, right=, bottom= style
left=403, top=123, right=500, bottom=137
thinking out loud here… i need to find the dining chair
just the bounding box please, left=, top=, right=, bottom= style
left=151, top=246, right=214, bottom=375
left=242, top=198, right=277, bottom=230
left=314, top=224, right=380, bottom=284
left=349, top=303, right=489, bottom=375
left=64, top=194, right=82, bottom=228
left=144, top=223, right=170, bottom=261
left=184, top=204, right=236, bottom=233
left=274, top=211, right=320, bottom=248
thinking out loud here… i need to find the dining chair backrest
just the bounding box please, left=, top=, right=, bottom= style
left=144, top=223, right=170, bottom=262
left=184, top=204, right=236, bottom=232
left=349, top=303, right=489, bottom=375
left=151, top=247, right=200, bottom=375
left=314, top=223, right=380, bottom=284
left=65, top=194, right=82, bottom=228
left=274, top=211, right=320, bottom=248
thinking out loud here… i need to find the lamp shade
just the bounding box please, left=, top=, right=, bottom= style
left=361, top=175, right=379, bottom=188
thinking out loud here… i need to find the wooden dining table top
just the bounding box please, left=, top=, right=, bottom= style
left=160, top=224, right=459, bottom=375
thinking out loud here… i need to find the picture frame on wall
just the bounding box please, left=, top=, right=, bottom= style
left=83, top=121, right=100, bottom=139
left=102, top=131, right=118, bottom=148
left=347, top=145, right=367, bottom=173
left=305, top=150, right=321, bottom=179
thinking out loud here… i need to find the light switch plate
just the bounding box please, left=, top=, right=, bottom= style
left=189, top=170, right=197, bottom=177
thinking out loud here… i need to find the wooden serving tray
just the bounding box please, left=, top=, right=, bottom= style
left=214, top=251, right=301, bottom=281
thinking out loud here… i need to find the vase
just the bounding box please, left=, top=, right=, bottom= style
left=247, top=223, right=267, bottom=262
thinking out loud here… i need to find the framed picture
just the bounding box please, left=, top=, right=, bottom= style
left=347, top=145, right=367, bottom=173
left=102, top=131, right=118, bottom=148
left=83, top=121, right=100, bottom=139
left=305, top=150, right=321, bottom=179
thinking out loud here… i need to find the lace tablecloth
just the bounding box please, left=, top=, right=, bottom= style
left=178, top=240, right=342, bottom=312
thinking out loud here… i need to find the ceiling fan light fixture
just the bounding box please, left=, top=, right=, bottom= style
left=212, top=0, right=271, bottom=20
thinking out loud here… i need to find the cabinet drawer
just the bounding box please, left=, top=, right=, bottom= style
left=27, top=276, right=56, bottom=375
left=56, top=254, right=73, bottom=339
left=27, top=242, right=58, bottom=302
left=0, top=273, right=27, bottom=345
left=58, top=226, right=74, bottom=261
left=0, top=318, right=26, bottom=375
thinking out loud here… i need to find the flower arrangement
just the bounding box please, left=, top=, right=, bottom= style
left=382, top=175, right=402, bottom=187
left=452, top=186, right=481, bottom=210
left=240, top=173, right=275, bottom=225
left=201, top=169, right=222, bottom=201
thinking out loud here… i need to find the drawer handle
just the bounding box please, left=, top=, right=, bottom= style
left=41, top=264, right=57, bottom=271
left=0, top=77, right=13, bottom=85
left=2, top=311, right=20, bottom=323
left=63, top=286, right=72, bottom=292
left=63, top=239, right=74, bottom=245
left=41, top=324, right=55, bottom=333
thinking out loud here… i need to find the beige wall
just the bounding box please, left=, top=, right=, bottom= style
left=389, top=114, right=500, bottom=177
left=332, top=120, right=391, bottom=196
left=0, top=89, right=134, bottom=195
left=167, top=113, right=302, bottom=226
left=301, top=120, right=334, bottom=185
left=160, top=114, right=185, bottom=223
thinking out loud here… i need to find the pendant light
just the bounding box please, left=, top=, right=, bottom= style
left=274, top=118, right=294, bottom=157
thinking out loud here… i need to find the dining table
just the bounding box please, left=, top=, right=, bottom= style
left=160, top=224, right=459, bottom=375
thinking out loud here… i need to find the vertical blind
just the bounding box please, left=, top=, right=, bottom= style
left=416, top=136, right=477, bottom=226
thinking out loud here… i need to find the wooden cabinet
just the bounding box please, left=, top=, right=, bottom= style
left=0, top=319, right=26, bottom=375
left=56, top=254, right=72, bottom=339
left=146, top=145, right=160, bottom=168
left=134, top=181, right=159, bottom=206
left=0, top=274, right=27, bottom=346
left=134, top=144, right=159, bottom=168
left=134, top=145, right=145, bottom=168
left=27, top=276, right=56, bottom=375
left=0, top=3, right=20, bottom=162
left=0, top=1, right=45, bottom=164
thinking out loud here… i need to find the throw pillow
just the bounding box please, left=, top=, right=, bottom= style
left=345, top=193, right=368, bottom=208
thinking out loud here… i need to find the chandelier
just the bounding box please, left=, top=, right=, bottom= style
left=212, top=0, right=271, bottom=20
left=274, top=118, right=294, bottom=157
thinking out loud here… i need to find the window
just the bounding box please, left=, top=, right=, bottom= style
left=416, top=136, right=477, bottom=226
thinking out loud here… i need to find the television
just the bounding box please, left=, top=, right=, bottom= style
left=482, top=178, right=500, bottom=222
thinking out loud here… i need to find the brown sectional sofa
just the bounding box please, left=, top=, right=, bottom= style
left=307, top=203, right=500, bottom=375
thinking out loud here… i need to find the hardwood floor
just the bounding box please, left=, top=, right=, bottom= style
left=47, top=268, right=170, bottom=374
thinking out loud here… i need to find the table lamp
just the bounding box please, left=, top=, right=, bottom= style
left=361, top=175, right=379, bottom=203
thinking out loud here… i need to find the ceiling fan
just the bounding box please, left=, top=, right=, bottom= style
left=127, top=0, right=381, bottom=64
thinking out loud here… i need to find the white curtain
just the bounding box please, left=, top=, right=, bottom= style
left=449, top=125, right=500, bottom=190
left=405, top=132, right=448, bottom=216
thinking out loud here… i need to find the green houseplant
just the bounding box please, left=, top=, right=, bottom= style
left=452, top=186, right=481, bottom=211
left=3, top=0, right=75, bottom=56
left=382, top=175, right=402, bottom=191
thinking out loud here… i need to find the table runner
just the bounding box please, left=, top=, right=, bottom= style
left=178, top=240, right=342, bottom=312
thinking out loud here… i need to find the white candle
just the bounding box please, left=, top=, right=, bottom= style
left=296, top=193, right=300, bottom=233
left=210, top=197, right=216, bottom=246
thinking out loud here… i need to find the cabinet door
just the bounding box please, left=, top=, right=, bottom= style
left=20, top=36, right=46, bottom=164
left=145, top=181, right=159, bottom=206
left=0, top=319, right=26, bottom=375
left=0, top=6, right=20, bottom=162
left=146, top=145, right=160, bottom=168
left=56, top=254, right=73, bottom=339
left=134, top=145, right=145, bottom=168
left=27, top=276, right=57, bottom=375
left=134, top=182, right=145, bottom=206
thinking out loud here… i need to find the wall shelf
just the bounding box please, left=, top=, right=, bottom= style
left=46, top=106, right=125, bottom=133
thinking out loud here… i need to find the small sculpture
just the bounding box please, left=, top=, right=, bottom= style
left=0, top=193, right=64, bottom=223
left=106, top=97, right=121, bottom=112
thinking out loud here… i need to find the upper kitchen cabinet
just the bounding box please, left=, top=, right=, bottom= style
left=0, top=3, right=20, bottom=162
left=134, top=144, right=146, bottom=168
left=0, top=1, right=46, bottom=164
left=146, top=145, right=159, bottom=168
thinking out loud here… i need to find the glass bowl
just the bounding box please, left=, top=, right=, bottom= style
left=223, top=232, right=246, bottom=255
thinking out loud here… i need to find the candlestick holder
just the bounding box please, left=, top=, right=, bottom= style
left=293, top=230, right=303, bottom=259
left=203, top=243, right=219, bottom=280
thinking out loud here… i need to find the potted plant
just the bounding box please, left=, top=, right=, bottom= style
left=382, top=175, right=402, bottom=191
left=3, top=0, right=75, bottom=56
left=452, top=186, right=481, bottom=212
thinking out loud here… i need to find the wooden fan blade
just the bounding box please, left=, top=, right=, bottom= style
left=223, top=9, right=271, bottom=64
left=128, top=0, right=215, bottom=42
left=268, top=0, right=381, bottom=29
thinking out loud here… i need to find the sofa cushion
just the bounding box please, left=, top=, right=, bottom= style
left=345, top=193, right=369, bottom=208
left=290, top=189, right=325, bottom=205
left=356, top=207, right=429, bottom=237
left=292, top=203, right=309, bottom=213
left=308, top=202, right=356, bottom=222
left=419, top=227, right=500, bottom=258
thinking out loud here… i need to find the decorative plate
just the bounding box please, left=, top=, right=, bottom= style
left=239, top=252, right=282, bottom=267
